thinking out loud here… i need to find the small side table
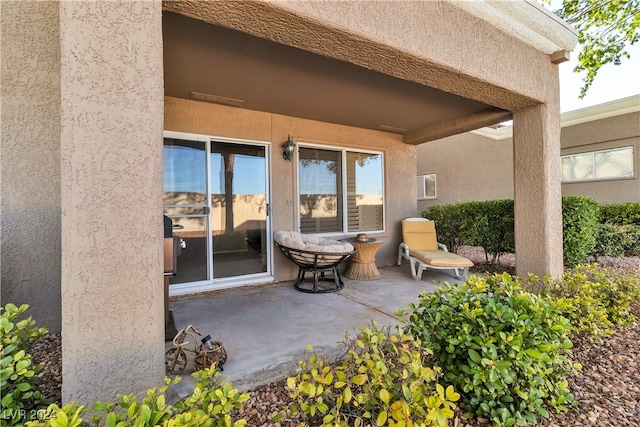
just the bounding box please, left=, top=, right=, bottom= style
left=344, top=239, right=384, bottom=280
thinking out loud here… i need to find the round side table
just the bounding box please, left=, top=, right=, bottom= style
left=344, top=239, right=384, bottom=280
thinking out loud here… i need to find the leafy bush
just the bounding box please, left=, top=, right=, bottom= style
left=400, top=274, right=577, bottom=426
left=424, top=197, right=603, bottom=267
left=591, top=224, right=640, bottom=259
left=525, top=264, right=640, bottom=339
left=26, top=366, right=249, bottom=427
left=1, top=304, right=50, bottom=427
left=621, top=224, right=640, bottom=255
left=562, top=196, right=599, bottom=267
left=467, top=200, right=515, bottom=263
left=599, top=202, right=640, bottom=225
left=422, top=203, right=477, bottom=254
left=423, top=200, right=515, bottom=262
left=591, top=223, right=627, bottom=258
left=287, top=323, right=459, bottom=426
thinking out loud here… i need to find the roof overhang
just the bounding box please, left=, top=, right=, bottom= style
left=163, top=0, right=578, bottom=144
left=451, top=0, right=578, bottom=62
left=471, top=95, right=640, bottom=140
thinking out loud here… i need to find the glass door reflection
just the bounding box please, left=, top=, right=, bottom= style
left=210, top=142, right=268, bottom=278
left=163, top=137, right=210, bottom=284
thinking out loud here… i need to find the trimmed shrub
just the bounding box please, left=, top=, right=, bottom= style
left=287, top=323, right=459, bottom=426
left=562, top=196, right=599, bottom=267
left=591, top=223, right=640, bottom=258
left=422, top=202, right=477, bottom=254
left=622, top=224, right=640, bottom=255
left=1, top=304, right=50, bottom=427
left=423, top=200, right=515, bottom=262
left=423, top=197, right=603, bottom=268
left=599, top=202, right=640, bottom=225
left=400, top=274, right=577, bottom=426
left=525, top=264, right=640, bottom=339
left=591, top=223, right=627, bottom=258
left=468, top=200, right=515, bottom=263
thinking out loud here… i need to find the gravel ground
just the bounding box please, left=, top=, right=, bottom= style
left=30, top=251, right=640, bottom=426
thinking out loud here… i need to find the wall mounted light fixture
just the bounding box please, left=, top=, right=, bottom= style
left=282, top=135, right=295, bottom=161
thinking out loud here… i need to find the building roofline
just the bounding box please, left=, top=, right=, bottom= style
left=471, top=95, right=640, bottom=140
left=450, top=0, right=578, bottom=56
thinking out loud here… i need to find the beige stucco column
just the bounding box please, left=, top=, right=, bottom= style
left=512, top=85, right=564, bottom=278
left=1, top=1, right=62, bottom=332
left=59, top=1, right=165, bottom=403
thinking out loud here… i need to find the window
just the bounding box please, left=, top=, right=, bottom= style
left=561, top=146, right=634, bottom=182
left=298, top=146, right=384, bottom=234
left=417, top=174, right=437, bottom=200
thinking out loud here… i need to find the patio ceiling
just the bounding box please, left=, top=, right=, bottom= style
left=163, top=11, right=510, bottom=143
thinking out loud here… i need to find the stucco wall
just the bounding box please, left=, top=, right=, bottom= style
left=1, top=1, right=62, bottom=332
left=164, top=96, right=417, bottom=281
left=417, top=133, right=514, bottom=212
left=561, top=112, right=640, bottom=203
left=417, top=110, right=640, bottom=208
left=59, top=1, right=165, bottom=403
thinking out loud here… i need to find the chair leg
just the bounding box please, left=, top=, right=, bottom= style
left=409, top=258, right=420, bottom=280
left=453, top=268, right=469, bottom=280
left=334, top=267, right=345, bottom=290
left=313, top=270, right=320, bottom=293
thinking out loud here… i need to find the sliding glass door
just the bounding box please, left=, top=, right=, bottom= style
left=209, top=141, right=268, bottom=278
left=163, top=133, right=270, bottom=293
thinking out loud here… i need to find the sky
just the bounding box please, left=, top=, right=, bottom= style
left=541, top=0, right=640, bottom=112
left=559, top=42, right=640, bottom=113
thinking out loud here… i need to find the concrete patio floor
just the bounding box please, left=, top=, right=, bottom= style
left=166, top=264, right=464, bottom=398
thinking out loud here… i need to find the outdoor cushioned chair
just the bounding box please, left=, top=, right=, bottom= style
left=274, top=231, right=355, bottom=293
left=397, top=217, right=473, bottom=280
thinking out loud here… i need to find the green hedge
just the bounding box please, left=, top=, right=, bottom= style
left=562, top=196, right=599, bottom=267
left=599, top=202, right=640, bottom=225
left=592, top=223, right=640, bottom=258
left=422, top=200, right=514, bottom=263
left=422, top=196, right=600, bottom=267
left=420, top=202, right=478, bottom=254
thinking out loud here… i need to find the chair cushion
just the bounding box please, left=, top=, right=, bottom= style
left=402, top=218, right=439, bottom=251
left=411, top=250, right=474, bottom=268
left=274, top=231, right=354, bottom=253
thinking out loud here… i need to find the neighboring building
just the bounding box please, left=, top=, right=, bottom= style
left=2, top=1, right=576, bottom=402
left=418, top=95, right=640, bottom=210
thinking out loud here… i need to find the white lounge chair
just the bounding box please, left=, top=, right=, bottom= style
left=397, top=217, right=473, bottom=280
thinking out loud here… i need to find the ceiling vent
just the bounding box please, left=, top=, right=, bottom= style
left=190, top=92, right=245, bottom=107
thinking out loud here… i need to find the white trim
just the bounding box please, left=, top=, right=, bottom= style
left=471, top=95, right=640, bottom=141
left=451, top=0, right=578, bottom=55
left=417, top=173, right=437, bottom=200
left=471, top=125, right=514, bottom=141
left=296, top=141, right=386, bottom=236
left=561, top=145, right=635, bottom=183
left=169, top=274, right=275, bottom=297
left=163, top=130, right=274, bottom=293
left=163, top=130, right=210, bottom=142
left=450, top=0, right=577, bottom=55
left=561, top=96, right=640, bottom=128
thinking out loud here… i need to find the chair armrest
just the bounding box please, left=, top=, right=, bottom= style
left=437, top=242, right=449, bottom=252
left=400, top=242, right=410, bottom=255
left=398, top=242, right=410, bottom=265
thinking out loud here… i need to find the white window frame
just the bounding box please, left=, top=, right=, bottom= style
left=561, top=146, right=634, bottom=183
left=417, top=173, right=437, bottom=200
left=296, top=142, right=385, bottom=236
